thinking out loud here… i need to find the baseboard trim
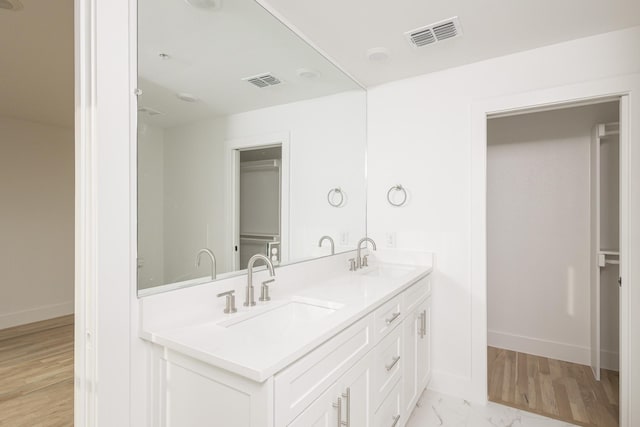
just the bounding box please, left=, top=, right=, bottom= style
left=488, top=330, right=590, bottom=366
left=601, top=349, right=619, bottom=371
left=0, top=301, right=74, bottom=330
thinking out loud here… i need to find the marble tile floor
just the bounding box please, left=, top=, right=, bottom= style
left=406, top=389, right=577, bottom=427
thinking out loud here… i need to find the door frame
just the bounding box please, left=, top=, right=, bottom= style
left=226, top=132, right=291, bottom=272
left=470, top=74, right=640, bottom=426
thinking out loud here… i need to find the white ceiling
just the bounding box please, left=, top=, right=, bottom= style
left=0, top=0, right=74, bottom=128
left=3, top=0, right=639, bottom=128
left=261, top=0, right=640, bottom=87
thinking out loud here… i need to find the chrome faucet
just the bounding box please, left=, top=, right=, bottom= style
left=245, top=254, right=275, bottom=307
left=355, top=237, right=377, bottom=270
left=196, top=248, right=216, bottom=280
left=318, top=235, right=335, bottom=255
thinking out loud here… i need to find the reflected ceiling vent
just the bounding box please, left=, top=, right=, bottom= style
left=138, top=106, right=164, bottom=117
left=243, top=73, right=282, bottom=88
left=0, top=0, right=24, bottom=11
left=183, top=0, right=221, bottom=10
left=405, top=17, right=462, bottom=48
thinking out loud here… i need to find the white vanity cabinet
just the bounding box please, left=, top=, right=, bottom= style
left=153, top=271, right=432, bottom=427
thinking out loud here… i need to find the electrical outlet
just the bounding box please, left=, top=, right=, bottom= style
left=385, top=232, right=396, bottom=248
left=340, top=232, right=349, bottom=246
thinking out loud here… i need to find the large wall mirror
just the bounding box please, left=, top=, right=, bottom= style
left=136, top=0, right=367, bottom=294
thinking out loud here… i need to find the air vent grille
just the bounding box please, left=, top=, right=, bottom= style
left=409, top=28, right=436, bottom=47
left=406, top=17, right=462, bottom=48
left=243, top=73, right=282, bottom=88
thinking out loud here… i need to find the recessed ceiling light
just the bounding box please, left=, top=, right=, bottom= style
left=176, top=93, right=199, bottom=103
left=366, top=47, right=391, bottom=62
left=0, top=0, right=23, bottom=11
left=183, top=0, right=221, bottom=10
left=297, top=68, right=320, bottom=79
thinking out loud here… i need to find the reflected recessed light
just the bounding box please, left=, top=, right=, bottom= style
left=176, top=93, right=199, bottom=103
left=297, top=68, right=320, bottom=79
left=0, top=0, right=23, bottom=11
left=366, top=47, right=391, bottom=62
left=183, top=0, right=221, bottom=9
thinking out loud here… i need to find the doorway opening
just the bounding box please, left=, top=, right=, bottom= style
left=0, top=0, right=75, bottom=424
left=234, top=145, right=282, bottom=270
left=486, top=99, right=621, bottom=427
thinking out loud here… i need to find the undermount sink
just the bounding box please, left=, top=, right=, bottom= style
left=218, top=298, right=343, bottom=329
left=363, top=264, right=416, bottom=279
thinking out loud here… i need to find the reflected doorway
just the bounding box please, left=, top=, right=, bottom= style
left=234, top=145, right=282, bottom=270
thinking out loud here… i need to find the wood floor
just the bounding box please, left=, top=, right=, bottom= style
left=0, top=315, right=74, bottom=427
left=488, top=346, right=618, bottom=427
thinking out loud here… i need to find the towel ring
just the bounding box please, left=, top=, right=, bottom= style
left=327, top=187, right=344, bottom=207
left=387, top=185, right=407, bottom=207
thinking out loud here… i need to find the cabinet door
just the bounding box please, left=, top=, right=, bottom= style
left=401, top=303, right=420, bottom=419
left=290, top=353, right=373, bottom=427
left=288, top=381, right=342, bottom=427
left=417, top=297, right=431, bottom=391
left=402, top=296, right=431, bottom=419
left=338, top=351, right=373, bottom=427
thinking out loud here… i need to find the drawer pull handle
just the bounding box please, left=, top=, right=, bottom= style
left=418, top=311, right=425, bottom=338
left=332, top=397, right=342, bottom=426
left=385, top=355, right=401, bottom=371
left=421, top=309, right=427, bottom=338
left=385, top=312, right=401, bottom=325
left=341, top=387, right=350, bottom=427
left=391, top=414, right=401, bottom=427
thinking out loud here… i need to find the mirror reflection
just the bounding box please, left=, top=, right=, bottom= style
left=137, top=0, right=367, bottom=294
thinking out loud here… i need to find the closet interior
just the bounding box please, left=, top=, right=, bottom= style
left=486, top=100, right=621, bottom=427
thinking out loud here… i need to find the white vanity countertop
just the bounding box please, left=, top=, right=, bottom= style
left=145, top=261, right=432, bottom=383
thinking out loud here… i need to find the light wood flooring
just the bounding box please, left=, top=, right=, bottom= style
left=488, top=346, right=618, bottom=427
left=0, top=315, right=74, bottom=427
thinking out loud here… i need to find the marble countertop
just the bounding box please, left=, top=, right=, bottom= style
left=145, top=261, right=432, bottom=382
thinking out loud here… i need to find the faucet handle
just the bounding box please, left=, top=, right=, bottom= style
left=217, top=290, right=237, bottom=314
left=259, top=279, right=274, bottom=302
left=348, top=258, right=357, bottom=271
left=362, top=254, right=369, bottom=267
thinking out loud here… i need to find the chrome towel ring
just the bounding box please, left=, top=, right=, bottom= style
left=327, top=187, right=345, bottom=207
left=387, top=185, right=407, bottom=207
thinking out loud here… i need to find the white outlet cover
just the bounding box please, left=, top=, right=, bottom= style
left=385, top=232, right=397, bottom=248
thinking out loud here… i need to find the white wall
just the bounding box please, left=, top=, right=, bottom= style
left=367, top=26, right=640, bottom=400
left=137, top=122, right=165, bottom=289
left=160, top=91, right=367, bottom=285
left=486, top=103, right=618, bottom=366
left=0, top=117, right=74, bottom=328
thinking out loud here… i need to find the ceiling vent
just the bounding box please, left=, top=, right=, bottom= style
left=243, top=73, right=282, bottom=88
left=138, top=106, right=164, bottom=117
left=405, top=17, right=462, bottom=48
left=0, top=0, right=23, bottom=11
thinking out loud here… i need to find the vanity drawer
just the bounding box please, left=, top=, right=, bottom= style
left=274, top=313, right=374, bottom=426
left=403, top=275, right=431, bottom=315
left=375, top=379, right=402, bottom=427
left=373, top=323, right=402, bottom=411
left=374, top=294, right=403, bottom=343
